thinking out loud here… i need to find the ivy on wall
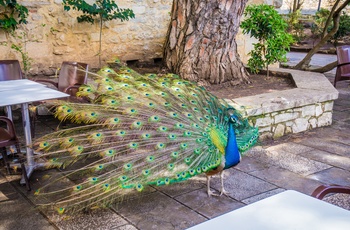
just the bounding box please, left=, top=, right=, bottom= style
left=0, top=0, right=28, bottom=32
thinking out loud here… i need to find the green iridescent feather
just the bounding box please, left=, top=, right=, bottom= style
left=33, top=65, right=258, bottom=214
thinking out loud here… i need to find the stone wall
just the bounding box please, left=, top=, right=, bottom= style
left=0, top=0, right=266, bottom=75
left=0, top=0, right=174, bottom=75
left=226, top=68, right=339, bottom=140
left=251, top=100, right=334, bottom=139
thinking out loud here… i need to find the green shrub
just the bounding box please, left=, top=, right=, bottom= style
left=331, top=12, right=350, bottom=46
left=240, top=4, right=294, bottom=76
left=285, top=9, right=305, bottom=43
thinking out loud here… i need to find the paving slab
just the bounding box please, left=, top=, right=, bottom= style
left=241, top=188, right=286, bottom=204
left=297, top=137, right=350, bottom=156
left=210, top=168, right=277, bottom=201
left=307, top=167, right=350, bottom=187
left=263, top=149, right=331, bottom=176
left=174, top=188, right=245, bottom=219
left=305, top=149, right=350, bottom=170
left=333, top=110, right=350, bottom=121
left=235, top=155, right=271, bottom=173
left=264, top=142, right=314, bottom=155
left=51, top=209, right=130, bottom=230
left=112, top=192, right=207, bottom=230
left=0, top=174, right=56, bottom=230
left=156, top=178, right=206, bottom=198
left=249, top=166, right=324, bottom=195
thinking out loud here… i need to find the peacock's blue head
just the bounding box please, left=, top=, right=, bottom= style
left=229, top=114, right=241, bottom=126
left=227, top=108, right=242, bottom=128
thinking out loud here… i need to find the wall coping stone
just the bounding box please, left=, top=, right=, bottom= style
left=225, top=68, right=339, bottom=117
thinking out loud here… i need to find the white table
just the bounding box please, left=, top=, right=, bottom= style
left=187, top=190, right=350, bottom=230
left=0, top=79, right=49, bottom=120
left=0, top=79, right=68, bottom=180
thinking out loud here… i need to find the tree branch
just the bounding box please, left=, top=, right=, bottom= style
left=293, top=0, right=350, bottom=70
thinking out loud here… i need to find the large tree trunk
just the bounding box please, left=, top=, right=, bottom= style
left=163, top=0, right=250, bottom=85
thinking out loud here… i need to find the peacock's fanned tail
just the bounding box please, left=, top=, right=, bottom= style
left=33, top=67, right=258, bottom=214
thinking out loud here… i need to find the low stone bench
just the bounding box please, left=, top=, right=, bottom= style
left=226, top=68, right=339, bottom=140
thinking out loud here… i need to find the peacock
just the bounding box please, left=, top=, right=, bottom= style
left=32, top=65, right=259, bottom=214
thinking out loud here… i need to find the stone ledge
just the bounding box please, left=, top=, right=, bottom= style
left=225, top=68, right=339, bottom=139
left=226, top=68, right=338, bottom=117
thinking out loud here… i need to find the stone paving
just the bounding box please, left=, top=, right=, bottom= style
left=0, top=54, right=350, bottom=229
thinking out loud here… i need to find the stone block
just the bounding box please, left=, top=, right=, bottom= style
left=273, top=123, right=285, bottom=139
left=317, top=112, right=332, bottom=127
left=132, top=5, right=147, bottom=14
left=315, top=103, right=323, bottom=116
left=26, top=42, right=51, bottom=58
left=258, top=126, right=272, bottom=133
left=324, top=101, right=334, bottom=112
left=274, top=112, right=299, bottom=123
left=302, top=104, right=316, bottom=117
left=255, top=116, right=273, bottom=127
left=292, top=118, right=309, bottom=133
left=309, top=118, right=317, bottom=128
left=90, top=33, right=100, bottom=42
left=285, top=126, right=292, bottom=134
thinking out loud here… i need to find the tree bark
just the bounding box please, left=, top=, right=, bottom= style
left=321, top=0, right=341, bottom=39
left=311, top=61, right=337, bottom=73
left=163, top=0, right=250, bottom=85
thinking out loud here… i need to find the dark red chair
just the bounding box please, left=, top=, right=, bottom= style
left=0, top=116, right=30, bottom=190
left=31, top=61, right=89, bottom=135
left=34, top=61, right=89, bottom=98
left=0, top=60, right=23, bottom=118
left=311, top=185, right=350, bottom=200
left=0, top=60, right=23, bottom=81
left=334, top=45, right=350, bottom=87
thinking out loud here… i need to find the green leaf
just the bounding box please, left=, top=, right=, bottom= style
left=241, top=4, right=294, bottom=74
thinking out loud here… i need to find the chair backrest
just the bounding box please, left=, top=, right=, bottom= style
left=0, top=60, right=23, bottom=81
left=57, top=61, right=89, bottom=92
left=336, top=45, right=350, bottom=75
left=0, top=116, right=18, bottom=147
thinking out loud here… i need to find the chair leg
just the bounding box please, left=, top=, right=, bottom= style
left=1, top=147, right=11, bottom=174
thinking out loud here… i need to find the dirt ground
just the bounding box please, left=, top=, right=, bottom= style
left=130, top=64, right=294, bottom=99
left=206, top=74, right=294, bottom=99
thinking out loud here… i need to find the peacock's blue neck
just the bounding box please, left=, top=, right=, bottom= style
left=224, top=122, right=241, bottom=169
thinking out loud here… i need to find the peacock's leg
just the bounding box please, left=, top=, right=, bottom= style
left=219, top=171, right=230, bottom=196
left=206, top=175, right=217, bottom=196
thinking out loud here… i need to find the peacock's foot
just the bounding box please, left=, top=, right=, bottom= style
left=219, top=188, right=230, bottom=196
left=207, top=189, right=221, bottom=197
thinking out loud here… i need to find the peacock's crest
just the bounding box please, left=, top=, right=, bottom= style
left=33, top=66, right=258, bottom=213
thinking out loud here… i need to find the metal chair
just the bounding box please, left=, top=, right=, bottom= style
left=0, top=116, right=30, bottom=190
left=34, top=61, right=89, bottom=98
left=334, top=45, right=350, bottom=87
left=0, top=60, right=23, bottom=81
left=31, top=61, right=89, bottom=135
left=311, top=185, right=350, bottom=200
left=0, top=60, right=23, bottom=119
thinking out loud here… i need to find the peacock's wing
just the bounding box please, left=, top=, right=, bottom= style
left=33, top=68, right=242, bottom=214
